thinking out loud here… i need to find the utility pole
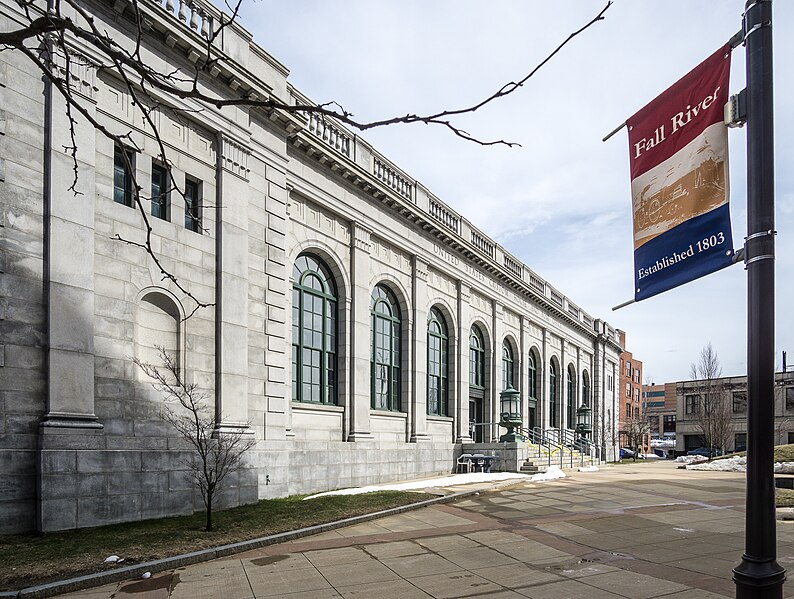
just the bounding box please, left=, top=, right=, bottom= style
left=733, top=1, right=785, bottom=597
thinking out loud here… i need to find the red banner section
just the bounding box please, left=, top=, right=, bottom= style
left=626, top=45, right=734, bottom=302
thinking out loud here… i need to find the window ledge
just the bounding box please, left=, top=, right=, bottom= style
left=292, top=402, right=344, bottom=413
left=427, top=415, right=453, bottom=423
left=370, top=410, right=407, bottom=419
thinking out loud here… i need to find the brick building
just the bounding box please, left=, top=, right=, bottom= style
left=617, top=330, right=644, bottom=448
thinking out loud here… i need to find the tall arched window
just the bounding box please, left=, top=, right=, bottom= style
left=567, top=365, right=577, bottom=429
left=582, top=371, right=591, bottom=406
left=469, top=326, right=485, bottom=388
left=549, top=360, right=559, bottom=427
left=527, top=351, right=538, bottom=400
left=291, top=254, right=337, bottom=404
left=502, top=340, right=514, bottom=390
left=427, top=308, right=448, bottom=416
left=371, top=285, right=401, bottom=411
left=527, top=350, right=538, bottom=430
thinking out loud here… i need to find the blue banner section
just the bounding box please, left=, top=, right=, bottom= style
left=634, top=203, right=734, bottom=301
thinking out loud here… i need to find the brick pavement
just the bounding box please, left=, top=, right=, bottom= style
left=57, top=462, right=794, bottom=599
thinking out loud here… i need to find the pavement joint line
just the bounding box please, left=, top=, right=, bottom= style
left=5, top=488, right=482, bottom=599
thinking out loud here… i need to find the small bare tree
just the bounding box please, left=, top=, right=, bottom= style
left=690, top=343, right=732, bottom=458
left=134, top=348, right=254, bottom=532
left=623, top=414, right=651, bottom=461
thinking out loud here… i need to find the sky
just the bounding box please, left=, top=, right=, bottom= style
left=239, top=1, right=793, bottom=384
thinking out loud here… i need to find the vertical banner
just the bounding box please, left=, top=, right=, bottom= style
left=628, top=45, right=733, bottom=301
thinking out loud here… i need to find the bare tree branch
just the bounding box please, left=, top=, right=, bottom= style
left=134, top=347, right=254, bottom=532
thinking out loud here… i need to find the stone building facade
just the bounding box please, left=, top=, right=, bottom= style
left=0, top=0, right=622, bottom=533
left=676, top=372, right=794, bottom=454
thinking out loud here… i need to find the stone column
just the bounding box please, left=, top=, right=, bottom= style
left=215, top=134, right=251, bottom=432
left=455, top=282, right=473, bottom=443
left=541, top=328, right=549, bottom=430
left=557, top=339, right=570, bottom=430
left=41, top=52, right=100, bottom=430
left=347, top=223, right=374, bottom=441
left=519, top=315, right=527, bottom=430
left=489, top=301, right=503, bottom=441
left=410, top=257, right=430, bottom=442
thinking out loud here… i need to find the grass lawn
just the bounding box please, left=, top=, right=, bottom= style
left=0, top=491, right=428, bottom=591
left=713, top=443, right=794, bottom=462
left=777, top=489, right=794, bottom=508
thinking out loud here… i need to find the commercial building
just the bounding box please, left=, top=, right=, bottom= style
left=0, top=0, right=622, bottom=532
left=642, top=382, right=677, bottom=440
left=676, top=371, right=794, bottom=454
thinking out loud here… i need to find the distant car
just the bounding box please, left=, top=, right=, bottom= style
left=652, top=448, right=667, bottom=459
left=620, top=447, right=637, bottom=459
left=686, top=447, right=723, bottom=458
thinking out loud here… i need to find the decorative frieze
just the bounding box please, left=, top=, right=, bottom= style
left=352, top=222, right=371, bottom=253
left=49, top=48, right=98, bottom=101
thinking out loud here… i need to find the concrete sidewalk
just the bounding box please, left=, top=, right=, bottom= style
left=58, top=462, right=794, bottom=599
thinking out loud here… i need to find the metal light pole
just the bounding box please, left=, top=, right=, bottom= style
left=733, top=1, right=785, bottom=597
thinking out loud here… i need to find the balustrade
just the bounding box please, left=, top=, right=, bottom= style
left=373, top=157, right=413, bottom=200
left=429, top=199, right=460, bottom=233
left=158, top=0, right=215, bottom=41
left=470, top=230, right=494, bottom=258
left=307, top=113, right=351, bottom=157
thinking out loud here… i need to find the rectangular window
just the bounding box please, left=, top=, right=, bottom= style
left=634, top=370, right=640, bottom=383
left=625, top=362, right=631, bottom=377
left=625, top=402, right=631, bottom=418
left=113, top=145, right=134, bottom=207
left=151, top=162, right=170, bottom=220
left=786, top=387, right=794, bottom=411
left=735, top=433, right=747, bottom=452
left=607, top=375, right=613, bottom=391
left=732, top=392, right=747, bottom=413
left=634, top=388, right=640, bottom=402
left=625, top=382, right=631, bottom=398
left=789, top=432, right=794, bottom=445
left=685, top=394, right=701, bottom=415
left=184, top=177, right=202, bottom=233
left=663, top=414, right=676, bottom=433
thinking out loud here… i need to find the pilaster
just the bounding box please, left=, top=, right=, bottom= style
left=410, top=256, right=430, bottom=442
left=215, top=133, right=251, bottom=432
left=41, top=51, right=100, bottom=430
left=347, top=222, right=374, bottom=441
left=541, top=327, right=549, bottom=430
left=455, top=282, right=473, bottom=443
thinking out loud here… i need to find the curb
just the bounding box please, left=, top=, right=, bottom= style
left=5, top=489, right=480, bottom=599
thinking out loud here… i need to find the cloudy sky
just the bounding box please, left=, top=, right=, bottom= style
left=241, top=1, right=793, bottom=384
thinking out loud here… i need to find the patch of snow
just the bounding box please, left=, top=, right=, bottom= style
left=530, top=466, right=565, bottom=481
left=775, top=462, right=794, bottom=474
left=673, top=527, right=695, bottom=532
left=675, top=455, right=707, bottom=464
left=578, top=466, right=599, bottom=472
left=303, top=471, right=531, bottom=499
left=142, top=572, right=151, bottom=579
left=639, top=453, right=661, bottom=459
left=103, top=555, right=121, bottom=563
left=687, top=456, right=746, bottom=471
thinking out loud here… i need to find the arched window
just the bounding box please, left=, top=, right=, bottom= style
left=582, top=371, right=591, bottom=406
left=567, top=365, right=577, bottom=429
left=371, top=285, right=401, bottom=411
left=549, top=360, right=559, bottom=427
left=469, top=326, right=485, bottom=388
left=427, top=308, right=448, bottom=416
left=502, top=340, right=514, bottom=390
left=527, top=351, right=538, bottom=401
left=291, top=254, right=337, bottom=404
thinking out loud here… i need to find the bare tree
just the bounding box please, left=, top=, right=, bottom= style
left=623, top=414, right=651, bottom=461
left=0, top=0, right=611, bottom=308
left=689, top=343, right=732, bottom=458
left=134, top=348, right=254, bottom=532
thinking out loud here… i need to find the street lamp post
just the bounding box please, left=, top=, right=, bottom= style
left=733, top=1, right=786, bottom=597
left=575, top=402, right=592, bottom=440
left=499, top=385, right=523, bottom=443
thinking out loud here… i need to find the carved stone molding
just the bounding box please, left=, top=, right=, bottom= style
left=49, top=47, right=98, bottom=102
left=351, top=222, right=371, bottom=253
left=219, top=134, right=251, bottom=180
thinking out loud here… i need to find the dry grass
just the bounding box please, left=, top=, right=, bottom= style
left=776, top=488, right=794, bottom=508
left=0, top=491, right=428, bottom=591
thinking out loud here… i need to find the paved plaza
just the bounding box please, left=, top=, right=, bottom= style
left=58, top=462, right=793, bottom=598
